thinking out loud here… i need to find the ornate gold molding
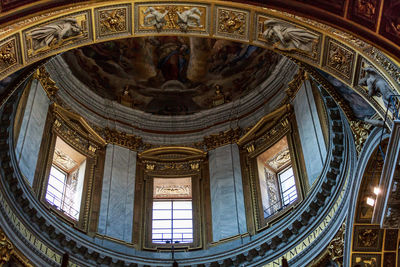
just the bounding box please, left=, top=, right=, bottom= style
left=349, top=120, right=372, bottom=154
left=103, top=127, right=143, bottom=151
left=284, top=68, right=306, bottom=102
left=202, top=128, right=242, bottom=151
left=238, top=104, right=292, bottom=148
left=0, top=227, right=33, bottom=267
left=0, top=0, right=396, bottom=126
left=51, top=104, right=106, bottom=156
left=33, top=66, right=58, bottom=98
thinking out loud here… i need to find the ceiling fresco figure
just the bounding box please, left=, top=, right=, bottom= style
left=62, top=37, right=281, bottom=115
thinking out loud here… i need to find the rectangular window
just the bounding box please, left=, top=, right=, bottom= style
left=45, top=137, right=86, bottom=220
left=152, top=177, right=193, bottom=244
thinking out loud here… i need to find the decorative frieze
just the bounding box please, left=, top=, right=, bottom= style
left=103, top=127, right=143, bottom=151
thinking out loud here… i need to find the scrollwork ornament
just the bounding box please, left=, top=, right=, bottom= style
left=350, top=120, right=371, bottom=154
left=34, top=66, right=59, bottom=97
left=285, top=68, right=306, bottom=101
left=203, top=128, right=242, bottom=150
left=217, top=9, right=247, bottom=37
left=326, top=40, right=354, bottom=80
left=0, top=230, right=12, bottom=265
left=327, top=222, right=345, bottom=264
left=0, top=41, right=16, bottom=66
left=99, top=8, right=127, bottom=34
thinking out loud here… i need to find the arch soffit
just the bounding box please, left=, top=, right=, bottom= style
left=0, top=0, right=399, bottom=121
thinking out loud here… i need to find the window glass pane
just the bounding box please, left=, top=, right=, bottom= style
left=153, top=201, right=172, bottom=210
left=173, top=201, right=192, bottom=209
left=153, top=210, right=172, bottom=219
left=173, top=219, right=192, bottom=229
left=50, top=167, right=66, bottom=180
left=152, top=220, right=172, bottom=229
left=153, top=229, right=172, bottom=234
left=279, top=167, right=297, bottom=206
left=173, top=210, right=192, bottom=219
left=46, top=137, right=87, bottom=221
left=279, top=167, right=294, bottom=182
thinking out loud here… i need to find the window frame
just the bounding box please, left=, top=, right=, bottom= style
left=238, top=105, right=307, bottom=232
left=133, top=147, right=211, bottom=251
left=143, top=174, right=202, bottom=250
left=151, top=198, right=194, bottom=244
left=33, top=104, right=106, bottom=233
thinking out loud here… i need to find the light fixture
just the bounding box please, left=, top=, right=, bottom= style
left=373, top=187, right=380, bottom=195
left=366, top=197, right=375, bottom=206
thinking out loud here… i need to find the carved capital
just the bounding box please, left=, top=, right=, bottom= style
left=350, top=120, right=372, bottom=154
left=34, top=66, right=59, bottom=98
left=203, top=128, right=242, bottom=150
left=103, top=127, right=143, bottom=151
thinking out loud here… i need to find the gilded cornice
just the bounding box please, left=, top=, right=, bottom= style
left=202, top=127, right=242, bottom=151
left=102, top=127, right=143, bottom=151
left=284, top=68, right=307, bottom=103
left=237, top=104, right=291, bottom=147
left=51, top=103, right=106, bottom=155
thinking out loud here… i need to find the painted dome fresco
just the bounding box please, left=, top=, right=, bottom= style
left=62, top=36, right=282, bottom=115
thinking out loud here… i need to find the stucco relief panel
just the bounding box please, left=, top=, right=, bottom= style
left=255, top=14, right=322, bottom=63
left=22, top=11, right=93, bottom=62
left=134, top=3, right=210, bottom=34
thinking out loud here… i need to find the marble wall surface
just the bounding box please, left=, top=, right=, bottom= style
left=98, top=144, right=137, bottom=242
left=15, top=79, right=50, bottom=186
left=293, top=80, right=327, bottom=187
left=209, top=144, right=247, bottom=242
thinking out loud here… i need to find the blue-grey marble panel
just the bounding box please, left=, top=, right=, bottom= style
left=294, top=81, right=327, bottom=187
left=231, top=144, right=247, bottom=234
left=97, top=144, right=136, bottom=242
left=209, top=144, right=246, bottom=242
left=17, top=81, right=49, bottom=185
left=97, top=145, right=114, bottom=235
left=15, top=80, right=36, bottom=161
